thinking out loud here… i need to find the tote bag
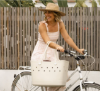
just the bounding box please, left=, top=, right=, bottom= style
left=31, top=45, right=69, bottom=86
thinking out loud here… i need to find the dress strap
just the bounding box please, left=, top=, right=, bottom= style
left=44, top=22, right=49, bottom=32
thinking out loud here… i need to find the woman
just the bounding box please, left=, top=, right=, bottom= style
left=31, top=3, right=84, bottom=91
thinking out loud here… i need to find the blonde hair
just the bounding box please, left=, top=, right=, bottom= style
left=44, top=11, right=61, bottom=22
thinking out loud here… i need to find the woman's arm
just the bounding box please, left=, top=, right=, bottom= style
left=59, top=21, right=84, bottom=54
left=39, top=22, right=64, bottom=52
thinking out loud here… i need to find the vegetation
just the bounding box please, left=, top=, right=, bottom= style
left=74, top=0, right=88, bottom=7
left=39, top=0, right=97, bottom=7
left=0, top=0, right=98, bottom=7
left=0, top=0, right=35, bottom=7
left=39, top=0, right=53, bottom=6
left=92, top=0, right=97, bottom=7
left=98, top=0, right=100, bottom=4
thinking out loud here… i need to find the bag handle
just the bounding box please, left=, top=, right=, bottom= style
left=38, top=41, right=59, bottom=65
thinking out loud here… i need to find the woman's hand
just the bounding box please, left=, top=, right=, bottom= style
left=56, top=45, right=64, bottom=52
left=78, top=49, right=84, bottom=55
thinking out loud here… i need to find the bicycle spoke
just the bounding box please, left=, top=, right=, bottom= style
left=34, top=87, right=41, bottom=91
left=11, top=72, right=43, bottom=91
left=29, top=86, right=39, bottom=91
left=15, top=85, right=21, bottom=91
left=15, top=82, right=26, bottom=91
left=73, top=83, right=100, bottom=91
left=22, top=75, right=31, bottom=90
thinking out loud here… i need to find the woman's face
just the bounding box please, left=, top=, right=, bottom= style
left=44, top=11, right=55, bottom=22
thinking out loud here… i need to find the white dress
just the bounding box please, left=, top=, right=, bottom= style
left=31, top=21, right=66, bottom=91
left=31, top=21, right=59, bottom=61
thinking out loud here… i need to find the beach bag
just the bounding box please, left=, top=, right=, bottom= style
left=31, top=44, right=69, bottom=86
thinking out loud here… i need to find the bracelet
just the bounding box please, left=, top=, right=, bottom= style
left=46, top=41, right=52, bottom=46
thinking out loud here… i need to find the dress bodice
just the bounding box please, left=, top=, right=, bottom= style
left=38, top=21, right=59, bottom=43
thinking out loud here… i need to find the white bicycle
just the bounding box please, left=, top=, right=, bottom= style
left=11, top=49, right=100, bottom=91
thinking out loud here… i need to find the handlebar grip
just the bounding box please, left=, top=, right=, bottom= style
left=64, top=50, right=69, bottom=53
left=83, top=49, right=87, bottom=54
left=57, top=49, right=69, bottom=53
left=57, top=50, right=60, bottom=52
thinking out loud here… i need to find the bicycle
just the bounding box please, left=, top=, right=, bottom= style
left=11, top=49, right=100, bottom=91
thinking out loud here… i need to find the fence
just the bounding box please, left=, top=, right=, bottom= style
left=0, top=7, right=100, bottom=70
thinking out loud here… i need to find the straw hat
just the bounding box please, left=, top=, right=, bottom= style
left=39, top=3, right=66, bottom=16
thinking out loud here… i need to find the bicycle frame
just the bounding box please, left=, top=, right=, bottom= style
left=12, top=49, right=99, bottom=91
left=17, top=61, right=86, bottom=91
left=65, top=60, right=85, bottom=91
left=65, top=59, right=95, bottom=91
left=14, top=60, right=95, bottom=91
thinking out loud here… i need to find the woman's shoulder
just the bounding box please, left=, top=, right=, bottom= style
left=58, top=20, right=65, bottom=31
left=59, top=20, right=64, bottom=26
left=38, top=21, right=47, bottom=31
left=39, top=21, right=46, bottom=27
left=39, top=21, right=46, bottom=25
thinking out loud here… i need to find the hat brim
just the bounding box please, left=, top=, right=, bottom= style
left=39, top=8, right=66, bottom=16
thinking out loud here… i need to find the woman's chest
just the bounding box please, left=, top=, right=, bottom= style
left=47, top=25, right=59, bottom=32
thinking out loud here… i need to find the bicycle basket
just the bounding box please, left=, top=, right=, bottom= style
left=31, top=60, right=69, bottom=86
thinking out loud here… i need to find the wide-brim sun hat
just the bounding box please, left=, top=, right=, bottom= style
left=39, top=3, right=66, bottom=16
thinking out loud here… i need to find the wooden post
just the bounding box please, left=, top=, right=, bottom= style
left=17, top=7, right=20, bottom=69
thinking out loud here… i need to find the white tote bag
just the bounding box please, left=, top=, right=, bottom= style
left=31, top=45, right=69, bottom=86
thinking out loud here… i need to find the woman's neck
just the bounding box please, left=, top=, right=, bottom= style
left=46, top=20, right=56, bottom=25
left=47, top=21, right=57, bottom=27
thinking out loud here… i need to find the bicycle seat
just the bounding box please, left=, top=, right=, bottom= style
left=75, top=55, right=85, bottom=60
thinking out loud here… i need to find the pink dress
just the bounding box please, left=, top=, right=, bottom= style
left=31, top=21, right=66, bottom=91
left=31, top=21, right=59, bottom=61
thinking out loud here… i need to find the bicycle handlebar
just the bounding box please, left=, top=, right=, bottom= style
left=57, top=49, right=88, bottom=61
left=64, top=49, right=87, bottom=55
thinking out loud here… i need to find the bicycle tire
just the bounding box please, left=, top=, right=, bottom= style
left=11, top=71, right=42, bottom=91
left=73, top=83, right=100, bottom=91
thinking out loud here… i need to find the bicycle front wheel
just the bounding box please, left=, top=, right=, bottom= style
left=11, top=71, right=42, bottom=91
left=73, top=83, right=100, bottom=91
